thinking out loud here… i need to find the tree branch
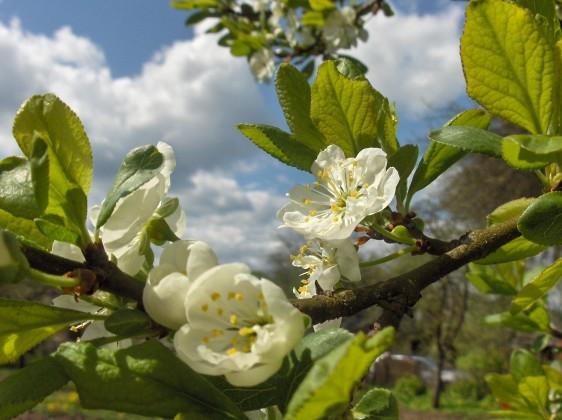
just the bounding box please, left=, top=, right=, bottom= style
left=293, top=218, right=520, bottom=325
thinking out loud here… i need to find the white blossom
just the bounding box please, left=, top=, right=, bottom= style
left=174, top=263, right=306, bottom=386
left=322, top=7, right=367, bottom=53
left=292, top=239, right=360, bottom=299
left=92, top=142, right=186, bottom=276
left=249, top=48, right=276, bottom=83
left=278, top=144, right=399, bottom=241
left=143, top=240, right=218, bottom=330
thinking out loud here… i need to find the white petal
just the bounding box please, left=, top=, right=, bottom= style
left=111, top=234, right=146, bottom=276
left=186, top=241, right=219, bottom=281
left=143, top=271, right=191, bottom=329
left=165, top=203, right=187, bottom=237
left=311, top=144, right=345, bottom=175
left=334, top=240, right=361, bottom=282
left=313, top=318, right=342, bottom=332
left=51, top=241, right=85, bottom=263
left=225, top=358, right=284, bottom=387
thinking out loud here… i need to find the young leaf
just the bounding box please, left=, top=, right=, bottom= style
left=485, top=373, right=529, bottom=410
left=388, top=144, right=419, bottom=207
left=518, top=192, right=562, bottom=245
left=485, top=306, right=550, bottom=334
left=285, top=328, right=394, bottom=420
left=96, top=145, right=164, bottom=229
left=35, top=216, right=81, bottom=244
left=466, top=263, right=518, bottom=295
left=511, top=257, right=562, bottom=314
left=487, top=197, right=535, bottom=225
left=427, top=126, right=502, bottom=157
left=406, top=109, right=491, bottom=209
left=238, top=124, right=317, bottom=172
left=510, top=349, right=544, bottom=383
left=351, top=388, right=398, bottom=420
left=54, top=340, right=246, bottom=419
left=474, top=237, right=545, bottom=265
left=461, top=0, right=558, bottom=134
left=310, top=61, right=398, bottom=157
left=502, top=135, right=562, bottom=170
left=276, top=64, right=326, bottom=151
left=0, top=357, right=68, bottom=419
left=335, top=56, right=369, bottom=80
left=0, top=209, right=51, bottom=250
left=0, top=298, right=104, bottom=365
left=0, top=157, right=45, bottom=219
left=12, top=94, right=93, bottom=194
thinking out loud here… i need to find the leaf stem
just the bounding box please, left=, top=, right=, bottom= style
left=369, top=223, right=415, bottom=245
left=28, top=268, right=80, bottom=288
left=360, top=246, right=415, bottom=268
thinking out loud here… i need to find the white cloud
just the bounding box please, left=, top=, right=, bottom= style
left=353, top=5, right=466, bottom=116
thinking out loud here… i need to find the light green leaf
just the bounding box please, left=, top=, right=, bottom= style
left=309, top=0, right=335, bottom=11
left=12, top=94, right=93, bottom=193
left=171, top=0, right=219, bottom=9
left=29, top=137, right=49, bottom=214
left=310, top=61, right=398, bottom=157
left=302, top=11, right=325, bottom=27
left=518, top=191, right=562, bottom=245
left=0, top=208, right=51, bottom=250
left=352, top=388, right=398, bottom=420
left=427, top=126, right=502, bottom=157
left=485, top=373, right=529, bottom=410
left=336, top=56, right=369, bottom=80
left=511, top=349, right=544, bottom=382
left=388, top=145, right=419, bottom=206
left=0, top=298, right=104, bottom=365
left=210, top=327, right=354, bottom=412
left=475, top=237, right=545, bottom=265
left=286, top=328, right=394, bottom=420
left=276, top=64, right=326, bottom=151
left=406, top=109, right=491, bottom=208
left=485, top=306, right=550, bottom=334
left=0, top=357, right=68, bottom=419
left=96, top=145, right=164, bottom=229
left=514, top=0, right=560, bottom=40
left=466, top=263, right=518, bottom=295
left=461, top=0, right=557, bottom=134
left=238, top=124, right=317, bottom=172
left=54, top=340, right=246, bottom=419
left=0, top=230, right=30, bottom=285
left=230, top=39, right=251, bottom=57
left=511, top=257, right=562, bottom=314
left=488, top=198, right=535, bottom=225
left=518, top=376, right=549, bottom=416
left=502, top=135, right=562, bottom=170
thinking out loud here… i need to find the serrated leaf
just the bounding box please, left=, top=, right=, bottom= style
left=511, top=257, right=562, bottom=314
left=502, top=135, right=562, bottom=170
left=238, top=124, right=317, bottom=172
left=310, top=61, right=398, bottom=157
left=461, top=0, right=558, bottom=134
left=475, top=236, right=545, bottom=265
left=54, top=340, right=246, bottom=419
left=427, top=126, right=502, bottom=157
left=406, top=109, right=491, bottom=208
left=488, top=198, right=535, bottom=225
left=352, top=388, right=398, bottom=420
left=0, top=298, right=104, bottom=365
left=96, top=145, right=164, bottom=229
left=518, top=191, right=562, bottom=245
left=276, top=64, right=326, bottom=151
left=0, top=357, right=68, bottom=419
left=388, top=144, right=418, bottom=206
left=286, top=328, right=394, bottom=420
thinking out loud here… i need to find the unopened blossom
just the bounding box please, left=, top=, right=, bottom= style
left=278, top=144, right=399, bottom=240
left=249, top=49, right=275, bottom=83
left=322, top=7, right=367, bottom=53
left=174, top=263, right=306, bottom=386
left=292, top=239, right=360, bottom=299
left=92, top=142, right=186, bottom=276
left=143, top=240, right=218, bottom=330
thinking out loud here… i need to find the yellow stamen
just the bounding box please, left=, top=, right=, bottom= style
left=298, top=286, right=308, bottom=294
left=349, top=190, right=359, bottom=198
left=304, top=217, right=310, bottom=222
left=242, top=343, right=252, bottom=353
left=202, top=336, right=209, bottom=344
left=310, top=209, right=318, bottom=216
left=303, top=199, right=312, bottom=205
left=201, top=303, right=209, bottom=312
left=226, top=347, right=238, bottom=356
left=217, top=308, right=224, bottom=316
left=239, top=327, right=255, bottom=336
left=212, top=329, right=224, bottom=337
left=211, top=292, right=221, bottom=301
left=230, top=336, right=238, bottom=346
left=230, top=314, right=239, bottom=325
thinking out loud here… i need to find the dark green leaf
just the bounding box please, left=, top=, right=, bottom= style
left=230, top=39, right=252, bottom=56
left=186, top=11, right=212, bottom=26
left=518, top=191, right=562, bottom=245
left=0, top=209, right=51, bottom=250
left=0, top=230, right=30, bottom=285
left=29, top=136, right=49, bottom=214
left=104, top=309, right=151, bottom=336
left=0, top=298, right=104, bottom=365
left=510, top=349, right=544, bottom=383
left=54, top=340, right=246, bottom=419
left=238, top=124, right=317, bottom=171
left=427, top=126, right=502, bottom=157
left=0, top=157, right=44, bottom=219
left=96, top=145, right=164, bottom=229
left=0, top=357, right=68, bottom=419
left=352, top=388, right=398, bottom=420
left=388, top=145, right=418, bottom=206
left=146, top=217, right=180, bottom=245
left=34, top=216, right=81, bottom=244
left=336, top=56, right=368, bottom=80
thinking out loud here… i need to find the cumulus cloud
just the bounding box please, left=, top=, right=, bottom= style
left=354, top=4, right=466, bottom=116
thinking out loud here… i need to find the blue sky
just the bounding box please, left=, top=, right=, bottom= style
left=0, top=0, right=469, bottom=268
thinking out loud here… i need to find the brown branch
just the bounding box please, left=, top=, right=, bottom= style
left=293, top=218, right=520, bottom=325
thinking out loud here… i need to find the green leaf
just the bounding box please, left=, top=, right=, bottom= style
left=511, top=349, right=544, bottom=382
left=238, top=124, right=317, bottom=172
left=406, top=109, right=491, bottom=208
left=0, top=357, right=68, bottom=419
left=388, top=145, right=419, bottom=206
left=54, top=340, right=246, bottom=419
left=0, top=208, right=51, bottom=250
left=34, top=216, right=81, bottom=244
left=29, top=136, right=49, bottom=214
left=230, top=39, right=251, bottom=57
left=485, top=373, right=529, bottom=410
left=514, top=0, right=560, bottom=40
left=511, top=257, right=562, bottom=314
left=518, top=376, right=550, bottom=417
left=104, top=309, right=151, bottom=336
left=0, top=157, right=45, bottom=220
left=485, top=306, right=550, bottom=334
left=310, top=61, right=398, bottom=157
left=518, top=191, right=562, bottom=245
left=302, top=11, right=325, bottom=27
left=0, top=298, right=104, bottom=365
left=352, top=388, right=398, bottom=420
left=0, top=230, right=30, bottom=285
left=309, top=0, right=335, bottom=11
left=285, top=328, right=394, bottom=420
left=488, top=198, right=535, bottom=225
left=146, top=217, right=180, bottom=245
left=12, top=94, right=93, bottom=193
left=474, top=236, right=545, bottom=265
left=461, top=0, right=558, bottom=134
left=336, top=56, right=369, bottom=80
left=276, top=64, right=326, bottom=151
left=502, top=135, right=562, bottom=170
left=427, top=126, right=502, bottom=157
left=185, top=11, right=213, bottom=26
left=466, top=263, right=518, bottom=295
left=210, top=327, right=354, bottom=412
left=172, top=0, right=219, bottom=9
left=96, top=145, right=164, bottom=229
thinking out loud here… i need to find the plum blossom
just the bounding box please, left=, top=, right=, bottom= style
left=249, top=48, right=276, bottom=83
left=322, top=7, right=368, bottom=53
left=292, top=239, right=360, bottom=299
left=143, top=240, right=218, bottom=330
left=92, top=142, right=186, bottom=276
left=278, top=144, right=399, bottom=241
left=174, top=263, right=306, bottom=386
